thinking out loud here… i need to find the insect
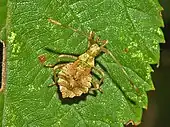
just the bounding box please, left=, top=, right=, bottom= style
left=46, top=18, right=134, bottom=98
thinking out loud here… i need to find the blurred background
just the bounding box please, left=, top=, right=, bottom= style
left=138, top=0, right=170, bottom=127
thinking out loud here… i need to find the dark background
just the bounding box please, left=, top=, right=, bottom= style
left=139, top=0, right=170, bottom=127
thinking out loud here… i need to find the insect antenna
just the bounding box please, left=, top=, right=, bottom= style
left=48, top=18, right=88, bottom=37
left=48, top=18, right=106, bottom=47
left=101, top=47, right=138, bottom=91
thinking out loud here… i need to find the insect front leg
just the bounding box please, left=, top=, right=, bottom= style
left=43, top=54, right=77, bottom=69
left=58, top=54, right=78, bottom=60
left=99, top=40, right=108, bottom=47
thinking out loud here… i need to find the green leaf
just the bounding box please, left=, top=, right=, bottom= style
left=2, top=0, right=164, bottom=126
left=0, top=93, right=4, bottom=126
left=0, top=0, right=7, bottom=126
left=0, top=0, right=7, bottom=40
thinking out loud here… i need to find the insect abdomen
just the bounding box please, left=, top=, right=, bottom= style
left=57, top=62, right=92, bottom=98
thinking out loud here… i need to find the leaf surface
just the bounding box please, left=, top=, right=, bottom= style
left=2, top=0, right=164, bottom=126
left=0, top=0, right=7, bottom=126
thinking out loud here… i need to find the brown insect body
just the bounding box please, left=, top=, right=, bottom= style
left=58, top=60, right=92, bottom=98
left=57, top=33, right=104, bottom=98
left=46, top=19, right=135, bottom=98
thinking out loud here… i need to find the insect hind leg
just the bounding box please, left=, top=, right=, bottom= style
left=90, top=81, right=103, bottom=93
left=90, top=67, right=105, bottom=93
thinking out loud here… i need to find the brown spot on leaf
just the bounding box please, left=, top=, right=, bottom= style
left=38, top=55, right=46, bottom=64
left=124, top=48, right=129, bottom=53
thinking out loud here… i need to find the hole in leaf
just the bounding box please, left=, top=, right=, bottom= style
left=0, top=41, right=3, bottom=89
left=0, top=41, right=6, bottom=91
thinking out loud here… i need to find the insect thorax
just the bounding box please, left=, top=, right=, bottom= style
left=87, top=44, right=101, bottom=57
left=78, top=53, right=95, bottom=67
left=78, top=44, right=100, bottom=67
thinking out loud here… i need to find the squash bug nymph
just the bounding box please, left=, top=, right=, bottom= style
left=45, top=19, right=135, bottom=98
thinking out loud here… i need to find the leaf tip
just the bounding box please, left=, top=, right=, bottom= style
left=125, top=120, right=141, bottom=126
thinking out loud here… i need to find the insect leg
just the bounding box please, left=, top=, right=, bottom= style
left=98, top=39, right=108, bottom=47
left=93, top=67, right=105, bottom=85
left=90, top=81, right=103, bottom=93
left=44, top=54, right=77, bottom=68
left=90, top=67, right=105, bottom=93
left=48, top=63, right=68, bottom=87
left=44, top=64, right=56, bottom=68
left=58, top=54, right=77, bottom=60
